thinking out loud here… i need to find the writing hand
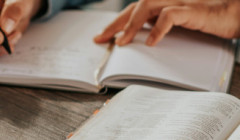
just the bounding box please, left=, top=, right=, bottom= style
left=0, top=0, right=42, bottom=55
left=95, top=0, right=240, bottom=46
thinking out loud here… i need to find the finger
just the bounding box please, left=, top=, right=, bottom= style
left=115, top=1, right=151, bottom=46
left=0, top=16, right=29, bottom=56
left=1, top=2, right=22, bottom=34
left=94, top=2, right=137, bottom=43
left=116, top=0, right=167, bottom=46
left=15, top=17, right=30, bottom=33
left=146, top=6, right=193, bottom=46
left=9, top=31, right=22, bottom=46
left=0, top=30, right=22, bottom=56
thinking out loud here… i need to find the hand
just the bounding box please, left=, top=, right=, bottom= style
left=94, top=0, right=240, bottom=46
left=0, top=0, right=42, bottom=55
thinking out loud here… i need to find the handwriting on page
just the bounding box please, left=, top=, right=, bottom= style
left=0, top=11, right=115, bottom=85
left=0, top=45, right=100, bottom=78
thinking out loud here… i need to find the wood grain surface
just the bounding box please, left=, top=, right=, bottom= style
left=0, top=64, right=239, bottom=140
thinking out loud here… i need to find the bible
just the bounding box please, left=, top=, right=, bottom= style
left=0, top=11, right=235, bottom=93
left=68, top=85, right=240, bottom=140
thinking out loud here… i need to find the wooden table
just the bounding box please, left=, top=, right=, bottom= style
left=0, top=64, right=240, bottom=140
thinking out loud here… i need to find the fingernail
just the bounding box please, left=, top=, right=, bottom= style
left=11, top=33, right=22, bottom=45
left=3, top=18, right=15, bottom=34
left=146, top=36, right=154, bottom=46
left=94, top=34, right=102, bottom=42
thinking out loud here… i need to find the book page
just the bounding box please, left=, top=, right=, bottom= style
left=0, top=11, right=117, bottom=87
left=70, top=85, right=240, bottom=140
left=228, top=124, right=240, bottom=140
left=100, top=28, right=234, bottom=92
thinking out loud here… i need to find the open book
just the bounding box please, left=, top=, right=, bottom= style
left=0, top=11, right=235, bottom=93
left=68, top=85, right=240, bottom=140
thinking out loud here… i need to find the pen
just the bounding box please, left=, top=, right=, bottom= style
left=0, top=0, right=11, bottom=54
left=0, top=28, right=11, bottom=54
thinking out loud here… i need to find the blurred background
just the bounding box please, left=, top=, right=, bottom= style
left=83, top=0, right=136, bottom=11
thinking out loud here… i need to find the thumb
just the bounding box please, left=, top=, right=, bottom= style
left=1, top=2, right=22, bottom=34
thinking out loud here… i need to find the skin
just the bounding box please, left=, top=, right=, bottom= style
left=0, top=0, right=42, bottom=55
left=94, top=0, right=240, bottom=47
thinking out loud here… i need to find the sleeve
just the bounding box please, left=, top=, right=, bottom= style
left=37, top=0, right=102, bottom=21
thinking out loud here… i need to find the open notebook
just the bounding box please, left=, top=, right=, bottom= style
left=0, top=11, right=235, bottom=93
left=68, top=85, right=240, bottom=140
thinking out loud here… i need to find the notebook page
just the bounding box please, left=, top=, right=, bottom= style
left=70, top=85, right=240, bottom=140
left=100, top=28, right=234, bottom=92
left=0, top=11, right=117, bottom=86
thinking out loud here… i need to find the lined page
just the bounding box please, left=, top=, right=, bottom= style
left=70, top=85, right=240, bottom=140
left=0, top=11, right=117, bottom=86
